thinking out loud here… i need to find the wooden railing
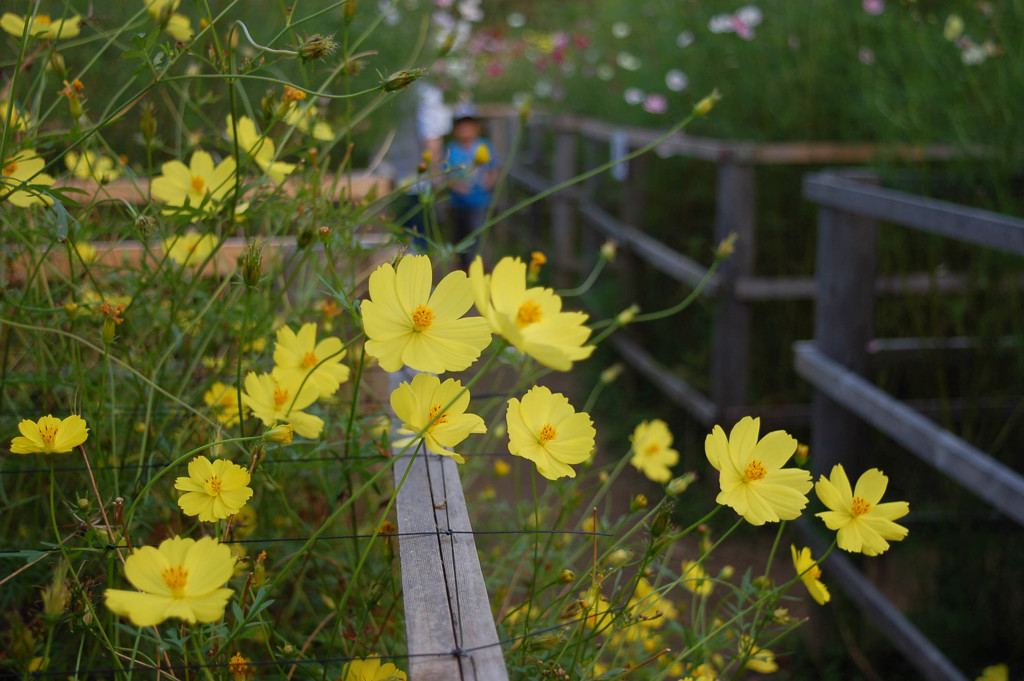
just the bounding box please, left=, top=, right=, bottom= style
left=479, top=106, right=976, bottom=428
left=796, top=169, right=1024, bottom=681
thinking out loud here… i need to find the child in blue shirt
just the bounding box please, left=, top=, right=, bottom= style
left=444, top=115, right=498, bottom=267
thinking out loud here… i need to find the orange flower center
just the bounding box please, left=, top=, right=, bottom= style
left=744, top=460, right=767, bottom=481
left=302, top=351, right=319, bottom=368
left=273, top=388, right=289, bottom=408
left=851, top=496, right=872, bottom=517
left=190, top=175, right=206, bottom=193
left=539, top=423, right=557, bottom=443
left=808, top=565, right=822, bottom=580
left=4, top=161, right=17, bottom=175
left=645, top=443, right=660, bottom=455
left=516, top=299, right=543, bottom=328
left=427, top=404, right=448, bottom=425
left=161, top=564, right=189, bottom=597
left=38, top=423, right=59, bottom=449
left=206, top=474, right=223, bottom=494
left=411, top=304, right=435, bottom=331
left=37, top=14, right=52, bottom=24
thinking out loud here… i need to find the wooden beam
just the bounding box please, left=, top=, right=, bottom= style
left=794, top=342, right=1024, bottom=527
left=608, top=332, right=717, bottom=426
left=803, top=172, right=1024, bottom=256
left=391, top=370, right=509, bottom=681
left=552, top=127, right=578, bottom=286
left=810, top=185, right=878, bottom=478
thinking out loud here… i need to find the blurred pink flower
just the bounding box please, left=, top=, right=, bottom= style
left=862, top=0, right=884, bottom=15
left=642, top=93, right=668, bottom=114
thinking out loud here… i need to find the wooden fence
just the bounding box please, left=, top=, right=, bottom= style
left=479, top=105, right=981, bottom=429
left=797, top=169, right=1024, bottom=681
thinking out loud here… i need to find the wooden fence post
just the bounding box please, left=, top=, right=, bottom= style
left=617, top=151, right=649, bottom=309
left=711, top=161, right=756, bottom=424
left=552, top=123, right=578, bottom=287
left=810, top=176, right=879, bottom=479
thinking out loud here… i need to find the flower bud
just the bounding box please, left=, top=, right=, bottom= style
left=64, top=301, right=79, bottom=319
left=493, top=459, right=511, bottom=477
left=518, top=95, right=532, bottom=123
left=253, top=551, right=267, bottom=587
left=715, top=232, right=737, bottom=259
left=298, top=34, right=338, bottom=61
left=524, top=632, right=564, bottom=652
left=76, top=497, right=90, bottom=510
left=773, top=608, right=796, bottom=625
left=241, top=237, right=264, bottom=289
left=382, top=67, right=427, bottom=93
left=139, top=103, right=157, bottom=141
left=606, top=549, right=630, bottom=566
left=666, top=472, right=697, bottom=495
left=631, top=494, right=648, bottom=512
left=437, top=30, right=456, bottom=57
left=599, top=363, right=623, bottom=385
left=102, top=318, right=117, bottom=344
left=48, top=52, right=67, bottom=78
left=41, top=569, right=70, bottom=619
left=719, top=565, right=735, bottom=579
left=693, top=88, right=721, bottom=117
left=615, top=304, right=639, bottom=326
left=600, top=240, right=617, bottom=261
left=264, top=423, right=293, bottom=444
left=343, top=0, right=357, bottom=21
left=794, top=443, right=809, bottom=466
left=581, top=516, right=597, bottom=533
left=558, top=569, right=575, bottom=583
left=650, top=506, right=672, bottom=537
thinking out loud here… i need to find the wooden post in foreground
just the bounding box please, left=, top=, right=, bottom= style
left=710, top=161, right=756, bottom=425
left=391, top=370, right=509, bottom=681
left=810, top=175, right=879, bottom=479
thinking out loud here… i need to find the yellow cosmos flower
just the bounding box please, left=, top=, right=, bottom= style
left=342, top=656, right=407, bottom=681
left=144, top=0, right=194, bottom=41
left=976, top=664, right=1009, bottom=681
left=473, top=143, right=492, bottom=165
left=791, top=545, right=830, bottom=605
left=11, top=414, right=89, bottom=454
left=150, top=150, right=236, bottom=216
left=203, top=381, right=248, bottom=426
left=174, top=455, right=253, bottom=522
left=104, top=536, right=235, bottom=626
left=271, top=322, right=349, bottom=399
left=680, top=560, right=713, bottom=596
left=706, top=416, right=812, bottom=526
left=469, top=256, right=594, bottom=371
left=241, top=371, right=323, bottom=439
left=1, top=12, right=80, bottom=40
left=815, top=464, right=909, bottom=556
left=629, top=419, right=679, bottom=483
left=162, top=230, right=217, bottom=268
left=2, top=149, right=55, bottom=207
left=283, top=102, right=334, bottom=140
left=1, top=100, right=31, bottom=132
left=65, top=150, right=121, bottom=184
left=361, top=255, right=492, bottom=374
left=390, top=373, right=486, bottom=463
left=226, top=115, right=296, bottom=183
left=506, top=385, right=595, bottom=480
left=740, top=636, right=779, bottom=674
left=72, top=241, right=98, bottom=264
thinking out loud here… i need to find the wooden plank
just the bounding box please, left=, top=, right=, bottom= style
left=576, top=200, right=719, bottom=293
left=810, top=192, right=878, bottom=479
left=391, top=370, right=509, bottom=681
left=55, top=171, right=390, bottom=206
left=797, top=519, right=970, bottom=681
left=794, top=342, right=1024, bottom=527
left=710, top=162, right=756, bottom=420
left=609, top=332, right=717, bottom=426
left=734, top=271, right=977, bottom=301
left=4, top=234, right=392, bottom=285
left=803, top=172, right=1024, bottom=256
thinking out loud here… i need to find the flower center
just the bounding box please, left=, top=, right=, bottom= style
left=539, top=423, right=557, bottom=443
left=302, top=351, right=319, bottom=368
left=273, top=388, right=289, bottom=408
left=744, top=460, right=767, bottom=481
left=161, top=564, right=189, bottom=597
left=411, top=304, right=435, bottom=331
left=38, top=423, right=59, bottom=449
left=37, top=14, right=52, bottom=24
left=190, top=175, right=206, bottom=193
left=516, top=299, right=543, bottom=328
left=427, top=404, right=448, bottom=425
left=851, top=496, right=872, bottom=517
left=206, top=474, right=223, bottom=494
left=3, top=161, right=17, bottom=176
left=808, top=565, right=822, bottom=580
left=645, top=443, right=660, bottom=455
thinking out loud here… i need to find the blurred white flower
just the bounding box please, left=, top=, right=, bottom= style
left=623, top=87, right=644, bottom=105
left=507, top=11, right=526, bottom=28
left=596, top=64, right=615, bottom=80
left=858, top=46, right=875, bottom=65
left=665, top=69, right=689, bottom=92
left=616, top=51, right=641, bottom=71
left=676, top=30, right=695, bottom=48
left=612, top=21, right=631, bottom=39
